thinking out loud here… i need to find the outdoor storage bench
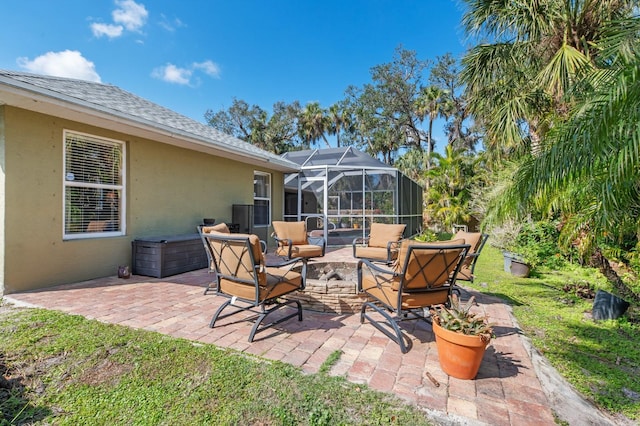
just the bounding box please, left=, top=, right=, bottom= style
left=132, top=234, right=207, bottom=278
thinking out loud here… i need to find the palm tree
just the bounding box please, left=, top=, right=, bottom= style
left=298, top=102, right=331, bottom=148
left=489, top=17, right=640, bottom=255
left=327, top=102, right=352, bottom=148
left=461, top=0, right=635, bottom=159
left=425, top=145, right=475, bottom=231
left=414, top=85, right=449, bottom=160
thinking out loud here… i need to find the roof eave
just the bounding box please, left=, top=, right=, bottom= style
left=0, top=78, right=299, bottom=173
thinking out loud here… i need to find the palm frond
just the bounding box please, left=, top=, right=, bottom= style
left=536, top=44, right=592, bottom=99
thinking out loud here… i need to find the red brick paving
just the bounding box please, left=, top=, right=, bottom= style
left=3, top=247, right=564, bottom=425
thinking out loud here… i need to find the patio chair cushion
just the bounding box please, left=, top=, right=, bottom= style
left=368, top=223, right=406, bottom=248
left=354, top=246, right=392, bottom=261
left=360, top=273, right=451, bottom=309
left=203, top=230, right=266, bottom=281
left=219, top=265, right=302, bottom=301
left=453, top=231, right=482, bottom=253
left=451, top=231, right=488, bottom=282
left=276, top=244, right=323, bottom=258
left=272, top=221, right=308, bottom=245
left=393, top=239, right=465, bottom=290
left=202, top=222, right=230, bottom=234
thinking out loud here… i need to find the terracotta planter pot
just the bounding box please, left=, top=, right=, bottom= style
left=432, top=321, right=490, bottom=380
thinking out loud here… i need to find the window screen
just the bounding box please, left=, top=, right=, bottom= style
left=254, top=172, right=271, bottom=227
left=64, top=131, right=125, bottom=238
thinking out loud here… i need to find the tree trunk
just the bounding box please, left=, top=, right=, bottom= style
left=589, top=249, right=640, bottom=304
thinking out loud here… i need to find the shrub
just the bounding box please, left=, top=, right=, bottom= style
left=510, top=220, right=566, bottom=269
left=412, top=228, right=438, bottom=242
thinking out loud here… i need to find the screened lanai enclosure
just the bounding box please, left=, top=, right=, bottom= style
left=281, top=147, right=423, bottom=246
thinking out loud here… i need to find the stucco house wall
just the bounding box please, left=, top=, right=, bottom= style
left=0, top=105, right=284, bottom=294
left=0, top=71, right=292, bottom=295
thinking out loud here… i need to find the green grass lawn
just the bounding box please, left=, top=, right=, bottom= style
left=469, top=244, right=640, bottom=421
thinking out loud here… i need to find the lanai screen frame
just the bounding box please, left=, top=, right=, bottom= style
left=282, top=147, right=423, bottom=245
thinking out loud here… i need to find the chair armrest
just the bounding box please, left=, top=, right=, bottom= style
left=265, top=256, right=303, bottom=269
left=386, top=240, right=400, bottom=253
left=273, top=236, right=294, bottom=258
left=352, top=237, right=369, bottom=257
left=461, top=252, right=479, bottom=264
left=265, top=257, right=308, bottom=290
left=273, top=236, right=292, bottom=246
left=463, top=252, right=481, bottom=273
left=386, top=240, right=400, bottom=250
left=384, top=240, right=401, bottom=263
left=353, top=237, right=369, bottom=245
left=357, top=258, right=397, bottom=291
left=359, top=258, right=395, bottom=274
left=307, top=236, right=326, bottom=256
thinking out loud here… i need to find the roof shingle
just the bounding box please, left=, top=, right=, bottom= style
left=0, top=70, right=298, bottom=170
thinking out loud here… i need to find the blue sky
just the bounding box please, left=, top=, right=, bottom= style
left=2, top=1, right=469, bottom=147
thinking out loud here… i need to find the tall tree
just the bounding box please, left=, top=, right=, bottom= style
left=424, top=145, right=476, bottom=231
left=414, top=85, right=448, bottom=162
left=460, top=0, right=635, bottom=160
left=205, top=98, right=301, bottom=154
left=205, top=98, right=262, bottom=142
left=298, top=102, right=331, bottom=148
left=327, top=101, right=352, bottom=148
left=430, top=53, right=477, bottom=151
left=489, top=17, right=640, bottom=254
left=342, top=47, right=430, bottom=163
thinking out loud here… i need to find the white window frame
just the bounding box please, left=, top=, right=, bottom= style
left=253, top=171, right=271, bottom=227
left=63, top=130, right=126, bottom=240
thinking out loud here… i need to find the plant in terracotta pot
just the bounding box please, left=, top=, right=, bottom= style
left=430, top=294, right=493, bottom=380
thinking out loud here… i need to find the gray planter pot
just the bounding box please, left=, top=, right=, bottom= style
left=510, top=259, right=531, bottom=278
left=503, top=251, right=526, bottom=273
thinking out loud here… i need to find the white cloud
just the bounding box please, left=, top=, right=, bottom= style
left=17, top=50, right=101, bottom=83
left=90, top=0, right=147, bottom=39
left=152, top=64, right=191, bottom=85
left=112, top=0, right=148, bottom=32
left=193, top=60, right=221, bottom=78
left=90, top=22, right=124, bottom=38
left=158, top=14, right=185, bottom=32
left=152, top=60, right=221, bottom=86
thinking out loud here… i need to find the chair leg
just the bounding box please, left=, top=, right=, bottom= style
left=204, top=272, right=218, bottom=295
left=209, top=299, right=232, bottom=328
left=361, top=302, right=410, bottom=353
left=248, top=299, right=303, bottom=342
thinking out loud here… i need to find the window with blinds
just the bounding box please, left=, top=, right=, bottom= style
left=63, top=131, right=125, bottom=238
left=253, top=172, right=271, bottom=227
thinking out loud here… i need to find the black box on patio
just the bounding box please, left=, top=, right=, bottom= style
left=132, top=234, right=207, bottom=278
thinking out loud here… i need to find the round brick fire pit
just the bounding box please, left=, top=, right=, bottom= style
left=288, top=261, right=366, bottom=314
